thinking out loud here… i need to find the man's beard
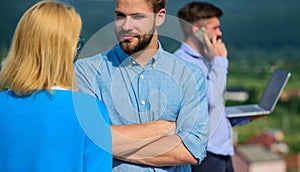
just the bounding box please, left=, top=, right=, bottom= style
left=117, top=26, right=155, bottom=55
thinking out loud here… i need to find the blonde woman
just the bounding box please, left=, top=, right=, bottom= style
left=0, top=1, right=112, bottom=171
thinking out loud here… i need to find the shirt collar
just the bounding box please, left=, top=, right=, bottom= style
left=115, top=41, right=163, bottom=67
left=115, top=44, right=130, bottom=63
left=180, top=42, right=204, bottom=60
left=152, top=41, right=164, bottom=64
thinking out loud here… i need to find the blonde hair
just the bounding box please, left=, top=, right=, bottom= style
left=0, top=1, right=82, bottom=96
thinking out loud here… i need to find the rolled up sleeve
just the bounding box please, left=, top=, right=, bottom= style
left=176, top=64, right=210, bottom=164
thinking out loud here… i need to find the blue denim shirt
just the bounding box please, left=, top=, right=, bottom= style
left=75, top=43, right=209, bottom=172
left=174, top=43, right=250, bottom=156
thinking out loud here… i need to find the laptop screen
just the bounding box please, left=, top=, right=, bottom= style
left=258, top=69, right=291, bottom=111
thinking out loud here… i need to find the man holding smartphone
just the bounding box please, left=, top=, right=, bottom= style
left=174, top=2, right=250, bottom=172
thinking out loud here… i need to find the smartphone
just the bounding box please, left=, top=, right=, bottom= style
left=194, top=27, right=212, bottom=43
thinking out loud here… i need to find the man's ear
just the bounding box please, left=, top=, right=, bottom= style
left=192, top=25, right=200, bottom=34
left=155, top=8, right=166, bottom=27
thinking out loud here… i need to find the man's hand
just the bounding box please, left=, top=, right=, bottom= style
left=201, top=34, right=228, bottom=59
left=212, top=36, right=228, bottom=58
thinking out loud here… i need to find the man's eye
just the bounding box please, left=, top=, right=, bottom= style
left=115, top=14, right=125, bottom=20
left=132, top=15, right=145, bottom=20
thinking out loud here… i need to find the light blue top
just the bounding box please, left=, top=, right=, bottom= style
left=0, top=90, right=112, bottom=172
left=75, top=43, right=209, bottom=172
left=174, top=43, right=250, bottom=156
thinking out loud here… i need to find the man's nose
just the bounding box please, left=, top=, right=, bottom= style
left=217, top=29, right=223, bottom=37
left=121, top=16, right=135, bottom=31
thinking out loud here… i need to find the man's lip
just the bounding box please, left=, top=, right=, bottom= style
left=123, top=35, right=135, bottom=40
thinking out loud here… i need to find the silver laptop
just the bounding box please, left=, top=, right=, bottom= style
left=226, top=69, right=291, bottom=118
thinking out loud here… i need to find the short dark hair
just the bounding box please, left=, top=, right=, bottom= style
left=115, top=0, right=166, bottom=13
left=177, top=2, right=223, bottom=37
left=146, top=0, right=167, bottom=13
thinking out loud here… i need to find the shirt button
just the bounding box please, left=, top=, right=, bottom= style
left=141, top=100, right=146, bottom=105
left=132, top=61, right=136, bottom=65
left=140, top=74, right=144, bottom=79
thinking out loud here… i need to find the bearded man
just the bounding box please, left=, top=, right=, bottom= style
left=75, top=0, right=209, bottom=171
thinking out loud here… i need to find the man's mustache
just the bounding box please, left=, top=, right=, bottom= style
left=119, top=31, right=139, bottom=37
